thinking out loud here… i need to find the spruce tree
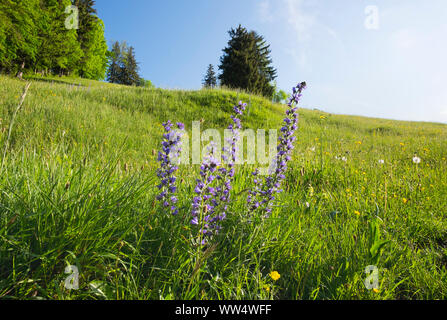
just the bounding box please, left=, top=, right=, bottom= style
left=107, top=41, right=122, bottom=84
left=218, top=25, right=277, bottom=97
left=107, top=41, right=141, bottom=86
left=202, top=64, right=217, bottom=88
left=121, top=46, right=140, bottom=86
left=253, top=31, right=277, bottom=98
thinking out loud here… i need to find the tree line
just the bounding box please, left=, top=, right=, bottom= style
left=0, top=0, right=148, bottom=86
left=0, top=0, right=108, bottom=80
left=1, top=3, right=284, bottom=95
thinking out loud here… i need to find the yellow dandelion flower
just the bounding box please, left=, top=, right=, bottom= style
left=354, top=210, right=361, bottom=216
left=263, top=285, right=270, bottom=292
left=269, top=271, right=280, bottom=281
left=373, top=288, right=380, bottom=293
left=400, top=143, right=405, bottom=146
left=402, top=198, right=408, bottom=204
left=356, top=141, right=362, bottom=145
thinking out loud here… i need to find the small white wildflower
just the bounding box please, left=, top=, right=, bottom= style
left=412, top=156, right=421, bottom=164
left=310, top=146, right=316, bottom=152
left=341, top=156, right=347, bottom=162
left=378, top=159, right=384, bottom=164
left=305, top=202, right=310, bottom=208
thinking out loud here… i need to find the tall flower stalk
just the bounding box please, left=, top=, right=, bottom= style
left=156, top=121, right=185, bottom=215
left=191, top=101, right=246, bottom=244
left=247, top=82, right=307, bottom=216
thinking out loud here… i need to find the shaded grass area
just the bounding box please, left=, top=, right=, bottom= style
left=0, top=75, right=446, bottom=299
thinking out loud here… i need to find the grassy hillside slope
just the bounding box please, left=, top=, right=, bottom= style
left=0, top=75, right=446, bottom=299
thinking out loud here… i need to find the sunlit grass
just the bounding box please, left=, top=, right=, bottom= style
left=0, top=75, right=446, bottom=299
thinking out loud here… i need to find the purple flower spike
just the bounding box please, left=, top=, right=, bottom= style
left=190, top=100, right=247, bottom=244
left=247, top=82, right=307, bottom=216
left=156, top=120, right=184, bottom=215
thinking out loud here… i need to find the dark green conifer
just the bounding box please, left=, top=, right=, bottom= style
left=218, top=25, right=277, bottom=98
left=203, top=64, right=217, bottom=88
left=120, top=46, right=140, bottom=86
left=107, top=41, right=123, bottom=84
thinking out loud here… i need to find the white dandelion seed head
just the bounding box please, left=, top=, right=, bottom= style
left=412, top=156, right=421, bottom=164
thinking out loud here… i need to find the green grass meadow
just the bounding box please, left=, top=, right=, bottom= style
left=1, top=75, right=446, bottom=299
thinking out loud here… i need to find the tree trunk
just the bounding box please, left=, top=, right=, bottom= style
left=16, top=61, right=25, bottom=80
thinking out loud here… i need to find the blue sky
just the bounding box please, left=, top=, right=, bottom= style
left=95, top=0, right=447, bottom=124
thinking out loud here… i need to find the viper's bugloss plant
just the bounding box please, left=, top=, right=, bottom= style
left=221, top=101, right=247, bottom=204
left=191, top=144, right=223, bottom=239
left=247, top=82, right=307, bottom=216
left=191, top=101, right=246, bottom=244
left=156, top=120, right=184, bottom=215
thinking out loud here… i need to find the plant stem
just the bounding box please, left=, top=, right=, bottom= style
left=0, top=82, right=31, bottom=175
